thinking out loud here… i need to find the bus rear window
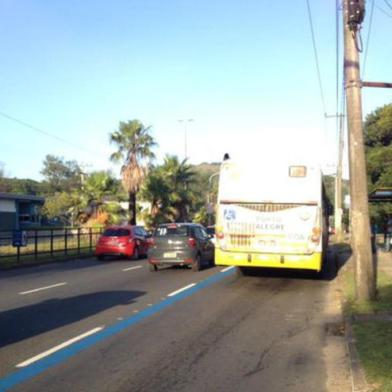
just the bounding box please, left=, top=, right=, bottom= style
left=289, top=166, right=307, bottom=177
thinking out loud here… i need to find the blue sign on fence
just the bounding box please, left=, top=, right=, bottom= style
left=12, top=230, right=27, bottom=247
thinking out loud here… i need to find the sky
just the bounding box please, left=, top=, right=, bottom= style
left=0, top=0, right=391, bottom=181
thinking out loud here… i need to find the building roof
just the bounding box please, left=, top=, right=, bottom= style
left=0, top=193, right=45, bottom=203
left=369, top=188, right=392, bottom=203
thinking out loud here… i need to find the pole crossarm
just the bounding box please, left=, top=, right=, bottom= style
left=362, top=81, right=392, bottom=89
left=325, top=113, right=346, bottom=118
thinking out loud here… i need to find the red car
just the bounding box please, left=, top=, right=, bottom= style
left=95, top=225, right=149, bottom=260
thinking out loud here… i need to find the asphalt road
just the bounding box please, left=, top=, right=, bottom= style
left=0, top=255, right=339, bottom=391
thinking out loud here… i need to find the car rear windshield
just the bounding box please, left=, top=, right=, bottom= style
left=102, top=228, right=130, bottom=237
left=154, top=225, right=189, bottom=237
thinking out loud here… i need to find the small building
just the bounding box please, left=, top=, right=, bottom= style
left=0, top=193, right=45, bottom=230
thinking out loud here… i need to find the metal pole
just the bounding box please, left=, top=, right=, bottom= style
left=343, top=0, right=375, bottom=300
left=64, top=228, right=68, bottom=255
left=335, top=114, right=345, bottom=242
left=178, top=119, right=194, bottom=160
left=34, top=230, right=38, bottom=260
left=50, top=229, right=54, bottom=256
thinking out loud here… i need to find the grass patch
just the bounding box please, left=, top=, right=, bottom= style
left=341, top=269, right=392, bottom=314
left=353, top=321, right=392, bottom=392
left=340, top=256, right=392, bottom=391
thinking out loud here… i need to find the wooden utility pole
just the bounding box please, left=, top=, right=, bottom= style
left=343, top=0, right=375, bottom=300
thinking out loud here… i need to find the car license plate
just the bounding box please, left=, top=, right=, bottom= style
left=163, top=252, right=176, bottom=258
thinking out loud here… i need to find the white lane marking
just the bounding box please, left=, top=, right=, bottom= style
left=221, top=266, right=235, bottom=273
left=16, top=327, right=103, bottom=368
left=19, top=282, right=67, bottom=295
left=167, top=283, right=196, bottom=297
left=122, top=265, right=143, bottom=272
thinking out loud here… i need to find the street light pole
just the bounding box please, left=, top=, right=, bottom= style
left=178, top=119, right=194, bottom=160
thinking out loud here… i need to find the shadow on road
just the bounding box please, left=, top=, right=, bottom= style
left=0, top=290, right=145, bottom=348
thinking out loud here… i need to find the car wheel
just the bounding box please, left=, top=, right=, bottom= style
left=132, top=246, right=139, bottom=260
left=149, top=263, right=158, bottom=272
left=192, top=253, right=202, bottom=272
left=97, top=255, right=104, bottom=261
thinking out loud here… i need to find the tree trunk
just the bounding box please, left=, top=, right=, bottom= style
left=129, top=192, right=136, bottom=225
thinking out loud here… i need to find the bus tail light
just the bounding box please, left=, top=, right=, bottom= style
left=311, top=227, right=321, bottom=243
left=216, top=231, right=224, bottom=240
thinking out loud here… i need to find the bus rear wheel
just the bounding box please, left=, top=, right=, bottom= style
left=236, top=266, right=250, bottom=277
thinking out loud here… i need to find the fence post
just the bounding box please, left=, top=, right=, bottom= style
left=17, top=246, right=20, bottom=262
left=64, top=228, right=68, bottom=256
left=77, top=228, right=81, bottom=256
left=34, top=230, right=38, bottom=260
left=50, top=229, right=54, bottom=256
left=89, top=228, right=92, bottom=251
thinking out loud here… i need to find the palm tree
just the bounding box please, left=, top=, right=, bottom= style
left=109, top=120, right=156, bottom=224
left=161, top=155, right=196, bottom=222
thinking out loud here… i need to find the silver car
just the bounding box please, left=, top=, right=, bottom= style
left=147, top=223, right=214, bottom=272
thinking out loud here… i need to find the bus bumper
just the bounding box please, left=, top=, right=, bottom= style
left=215, top=248, right=323, bottom=272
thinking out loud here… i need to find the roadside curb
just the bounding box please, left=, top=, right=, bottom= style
left=344, top=316, right=370, bottom=392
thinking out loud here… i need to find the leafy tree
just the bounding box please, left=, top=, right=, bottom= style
left=41, top=192, right=75, bottom=224
left=364, top=103, right=392, bottom=225
left=109, top=120, right=156, bottom=225
left=41, top=155, right=82, bottom=193
left=0, top=177, right=48, bottom=195
left=42, top=171, right=123, bottom=226
left=364, top=104, right=392, bottom=148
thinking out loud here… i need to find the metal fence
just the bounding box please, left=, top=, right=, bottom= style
left=0, top=227, right=103, bottom=262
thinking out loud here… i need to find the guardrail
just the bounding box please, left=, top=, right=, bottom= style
left=0, top=227, right=103, bottom=263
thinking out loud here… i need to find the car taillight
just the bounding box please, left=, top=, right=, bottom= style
left=188, top=237, right=197, bottom=247
left=147, top=238, right=155, bottom=247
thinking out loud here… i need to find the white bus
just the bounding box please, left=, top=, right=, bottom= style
left=214, top=158, right=329, bottom=274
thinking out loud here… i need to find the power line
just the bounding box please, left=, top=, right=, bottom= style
left=375, top=3, right=392, bottom=18
left=0, top=110, right=103, bottom=157
left=383, top=0, right=392, bottom=11
left=305, top=0, right=327, bottom=116
left=362, top=0, right=376, bottom=77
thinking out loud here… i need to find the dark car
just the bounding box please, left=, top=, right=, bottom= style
left=206, top=225, right=216, bottom=245
left=95, top=225, right=149, bottom=260
left=147, top=223, right=214, bottom=271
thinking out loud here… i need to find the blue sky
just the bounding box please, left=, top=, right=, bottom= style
left=0, top=0, right=391, bottom=180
